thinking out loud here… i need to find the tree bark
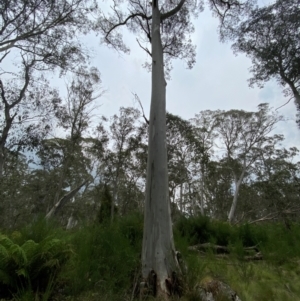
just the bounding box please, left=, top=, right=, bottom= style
left=200, top=163, right=205, bottom=216
left=141, top=3, right=178, bottom=297
left=45, top=180, right=88, bottom=220
left=228, top=169, right=245, bottom=223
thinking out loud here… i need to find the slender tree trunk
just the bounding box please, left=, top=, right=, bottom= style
left=228, top=169, right=245, bottom=223
left=142, top=3, right=178, bottom=297
left=0, top=62, right=32, bottom=177
left=0, top=149, right=4, bottom=178
left=45, top=180, right=88, bottom=220
left=0, top=104, right=15, bottom=178
left=111, top=165, right=120, bottom=222
left=179, top=182, right=183, bottom=212
left=199, top=164, right=205, bottom=216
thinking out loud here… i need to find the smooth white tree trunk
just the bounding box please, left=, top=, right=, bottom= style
left=45, top=180, right=87, bottom=220
left=142, top=3, right=178, bottom=296
left=200, top=164, right=205, bottom=216
left=228, top=169, right=245, bottom=223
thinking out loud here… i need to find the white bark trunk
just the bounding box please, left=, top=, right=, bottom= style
left=66, top=214, right=77, bottom=229
left=228, top=169, right=245, bottom=223
left=141, top=3, right=177, bottom=296
left=200, top=165, right=205, bottom=216
left=45, top=180, right=87, bottom=220
left=179, top=183, right=183, bottom=212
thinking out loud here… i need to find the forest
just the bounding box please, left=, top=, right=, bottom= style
left=0, top=0, right=300, bottom=300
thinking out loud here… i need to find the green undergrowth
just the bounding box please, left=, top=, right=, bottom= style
left=0, top=217, right=72, bottom=301
left=60, top=213, right=143, bottom=298
left=0, top=214, right=300, bottom=301
left=175, top=215, right=300, bottom=262
left=174, top=215, right=300, bottom=301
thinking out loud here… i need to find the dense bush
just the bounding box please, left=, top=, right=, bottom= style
left=175, top=215, right=300, bottom=262
left=175, top=215, right=238, bottom=246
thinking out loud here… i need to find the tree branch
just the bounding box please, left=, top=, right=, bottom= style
left=136, top=38, right=152, bottom=56
left=133, top=93, right=149, bottom=124
left=161, top=0, right=187, bottom=21
left=0, top=51, right=10, bottom=63
left=105, top=12, right=151, bottom=41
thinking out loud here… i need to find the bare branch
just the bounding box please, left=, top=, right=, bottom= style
left=105, top=12, right=151, bottom=41
left=133, top=92, right=149, bottom=124
left=275, top=96, right=294, bottom=111
left=0, top=51, right=10, bottom=63
left=136, top=38, right=152, bottom=56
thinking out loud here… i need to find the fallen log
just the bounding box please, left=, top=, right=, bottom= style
left=188, top=243, right=230, bottom=254
left=188, top=243, right=263, bottom=260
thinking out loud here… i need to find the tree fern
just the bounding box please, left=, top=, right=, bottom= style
left=0, top=232, right=72, bottom=300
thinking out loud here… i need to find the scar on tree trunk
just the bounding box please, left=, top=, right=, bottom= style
left=139, top=268, right=183, bottom=299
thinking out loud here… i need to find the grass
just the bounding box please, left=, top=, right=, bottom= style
left=1, top=214, right=300, bottom=300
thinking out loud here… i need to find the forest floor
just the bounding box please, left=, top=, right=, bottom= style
left=1, top=214, right=300, bottom=301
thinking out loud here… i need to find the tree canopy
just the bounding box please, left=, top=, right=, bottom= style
left=231, top=0, right=300, bottom=125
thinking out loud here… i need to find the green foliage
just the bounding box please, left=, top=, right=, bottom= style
left=1, top=214, right=300, bottom=301
left=176, top=215, right=212, bottom=245
left=175, top=215, right=300, bottom=263
left=261, top=223, right=300, bottom=263
left=0, top=228, right=72, bottom=300
left=118, top=213, right=143, bottom=250
left=237, top=223, right=267, bottom=247
left=175, top=215, right=238, bottom=247
left=62, top=214, right=142, bottom=297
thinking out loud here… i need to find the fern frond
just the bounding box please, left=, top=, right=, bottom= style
left=21, top=240, right=38, bottom=259
left=0, top=244, right=9, bottom=259
left=16, top=267, right=28, bottom=278
left=0, top=234, right=14, bottom=249
left=9, top=244, right=27, bottom=267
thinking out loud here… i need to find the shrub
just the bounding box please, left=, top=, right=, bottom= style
left=0, top=232, right=72, bottom=300
left=175, top=215, right=212, bottom=245
left=62, top=214, right=142, bottom=296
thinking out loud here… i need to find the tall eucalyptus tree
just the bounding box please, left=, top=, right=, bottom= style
left=98, top=0, right=254, bottom=296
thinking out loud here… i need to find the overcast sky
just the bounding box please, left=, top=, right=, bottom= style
left=42, top=0, right=300, bottom=151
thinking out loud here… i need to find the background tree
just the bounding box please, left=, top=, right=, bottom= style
left=190, top=110, right=220, bottom=216
left=230, top=0, right=300, bottom=126
left=0, top=61, right=60, bottom=177
left=250, top=142, right=300, bottom=224
left=0, top=0, right=97, bottom=68
left=214, top=104, right=282, bottom=223
left=166, top=113, right=196, bottom=215
left=101, top=107, right=141, bottom=221
left=43, top=67, right=102, bottom=221
left=0, top=0, right=98, bottom=179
